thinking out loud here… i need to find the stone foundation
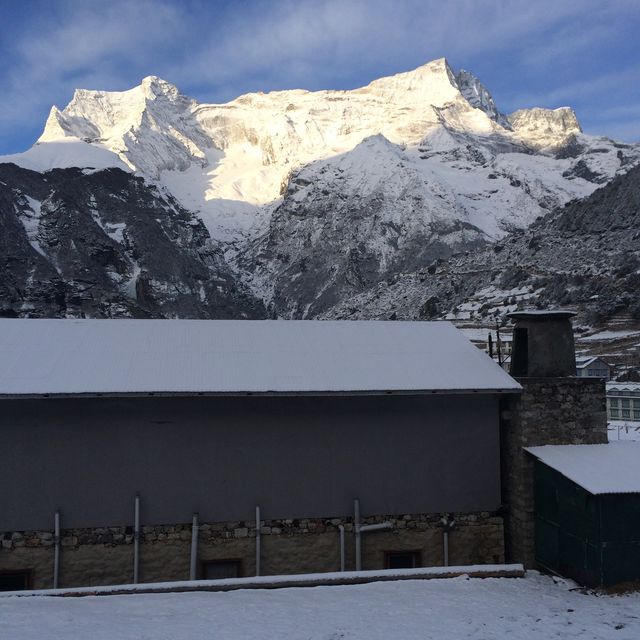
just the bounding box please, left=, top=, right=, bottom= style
left=1, top=512, right=504, bottom=589
left=500, top=377, right=607, bottom=568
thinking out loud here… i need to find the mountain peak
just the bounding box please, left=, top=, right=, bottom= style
left=140, top=75, right=181, bottom=100
left=455, top=69, right=510, bottom=128
left=361, top=57, right=459, bottom=106
left=396, top=57, right=457, bottom=84
left=508, top=106, right=582, bottom=148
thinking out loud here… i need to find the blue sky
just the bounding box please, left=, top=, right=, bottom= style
left=1, top=0, right=639, bottom=154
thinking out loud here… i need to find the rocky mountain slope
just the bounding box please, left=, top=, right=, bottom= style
left=320, top=164, right=640, bottom=326
left=0, top=164, right=266, bottom=318
left=1, top=58, right=639, bottom=319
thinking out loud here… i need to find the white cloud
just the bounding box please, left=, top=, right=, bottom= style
left=174, top=0, right=604, bottom=91
left=0, top=0, right=186, bottom=140
left=1, top=0, right=638, bottom=150
left=504, top=67, right=640, bottom=110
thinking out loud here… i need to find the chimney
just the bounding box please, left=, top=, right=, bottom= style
left=500, top=309, right=606, bottom=569
left=508, top=310, right=576, bottom=377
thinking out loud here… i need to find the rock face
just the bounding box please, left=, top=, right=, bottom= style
left=508, top=107, right=582, bottom=150
left=242, top=135, right=489, bottom=317
left=455, top=69, right=511, bottom=129
left=1, top=58, right=639, bottom=319
left=0, top=164, right=266, bottom=318
left=319, top=164, right=640, bottom=326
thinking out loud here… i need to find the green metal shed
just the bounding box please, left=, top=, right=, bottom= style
left=526, top=443, right=640, bottom=588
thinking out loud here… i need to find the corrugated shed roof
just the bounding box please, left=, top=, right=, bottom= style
left=0, top=319, right=521, bottom=396
left=607, top=381, right=640, bottom=392
left=526, top=443, right=640, bottom=494
left=575, top=356, right=600, bottom=368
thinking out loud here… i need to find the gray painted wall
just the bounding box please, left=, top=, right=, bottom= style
left=1, top=394, right=501, bottom=530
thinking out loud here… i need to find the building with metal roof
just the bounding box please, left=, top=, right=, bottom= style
left=526, top=443, right=640, bottom=587
left=0, top=319, right=520, bottom=396
left=575, top=356, right=610, bottom=381
left=0, top=319, right=519, bottom=591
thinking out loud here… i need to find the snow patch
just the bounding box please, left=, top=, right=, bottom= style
left=0, top=139, right=129, bottom=173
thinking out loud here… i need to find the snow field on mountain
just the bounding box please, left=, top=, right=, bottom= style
left=2, top=56, right=640, bottom=319
left=0, top=139, right=128, bottom=173
left=7, top=56, right=628, bottom=247
left=1, top=572, right=638, bottom=640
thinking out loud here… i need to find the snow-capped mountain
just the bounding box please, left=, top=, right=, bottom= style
left=1, top=58, right=639, bottom=319
left=319, top=164, right=640, bottom=327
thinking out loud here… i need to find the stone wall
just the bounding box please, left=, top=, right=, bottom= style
left=500, top=377, right=607, bottom=567
left=1, top=511, right=504, bottom=589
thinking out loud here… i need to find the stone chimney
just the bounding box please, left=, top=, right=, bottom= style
left=509, top=310, right=577, bottom=377
left=500, top=310, right=607, bottom=567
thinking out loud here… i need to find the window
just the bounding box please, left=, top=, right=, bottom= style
left=511, top=328, right=528, bottom=376
left=633, top=410, right=640, bottom=420
left=622, top=410, right=631, bottom=419
left=202, top=560, right=241, bottom=580
left=611, top=409, right=620, bottom=418
left=0, top=570, right=32, bottom=592
left=384, top=551, right=421, bottom=570
left=622, top=399, right=631, bottom=408
left=609, top=398, right=619, bottom=407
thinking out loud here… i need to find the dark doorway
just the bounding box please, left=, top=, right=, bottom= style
left=384, top=551, right=421, bottom=570
left=202, top=560, right=241, bottom=580
left=511, top=327, right=529, bottom=376
left=0, top=570, right=32, bottom=591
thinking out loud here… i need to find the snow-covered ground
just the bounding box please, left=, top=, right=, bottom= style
left=1, top=572, right=638, bottom=640
left=608, top=421, right=640, bottom=442
left=581, top=330, right=640, bottom=342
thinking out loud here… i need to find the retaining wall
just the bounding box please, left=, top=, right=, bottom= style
left=1, top=512, right=504, bottom=589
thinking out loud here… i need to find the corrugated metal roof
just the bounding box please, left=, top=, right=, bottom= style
left=0, top=319, right=521, bottom=396
left=526, top=443, right=640, bottom=494
left=607, top=381, right=640, bottom=392
left=575, top=356, right=600, bottom=368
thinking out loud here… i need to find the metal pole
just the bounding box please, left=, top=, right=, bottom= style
left=443, top=530, right=449, bottom=567
left=441, top=515, right=455, bottom=567
left=255, top=506, right=261, bottom=577
left=190, top=513, right=199, bottom=581
left=354, top=499, right=361, bottom=571
left=133, top=495, right=140, bottom=584
left=53, top=511, right=60, bottom=589
left=338, top=524, right=345, bottom=572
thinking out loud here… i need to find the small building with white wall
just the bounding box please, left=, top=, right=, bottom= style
left=576, top=356, right=610, bottom=380
left=606, top=382, right=640, bottom=422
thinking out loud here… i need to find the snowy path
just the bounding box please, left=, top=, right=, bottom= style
left=1, top=572, right=638, bottom=639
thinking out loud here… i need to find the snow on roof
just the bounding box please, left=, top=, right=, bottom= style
left=607, top=381, right=640, bottom=392
left=508, top=310, right=576, bottom=319
left=525, top=443, right=640, bottom=494
left=0, top=319, right=521, bottom=397
left=580, top=329, right=640, bottom=342
left=575, top=356, right=607, bottom=369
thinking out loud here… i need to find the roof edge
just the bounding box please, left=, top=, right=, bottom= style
left=0, top=387, right=522, bottom=400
